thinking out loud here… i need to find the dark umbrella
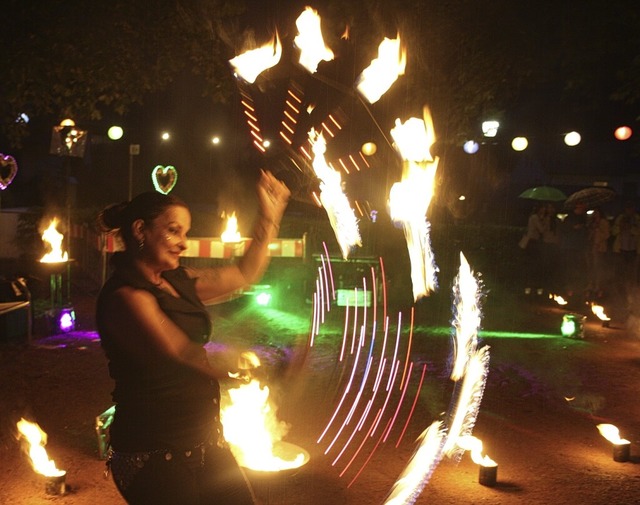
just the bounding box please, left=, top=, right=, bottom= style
left=518, top=186, right=567, bottom=201
left=564, top=187, right=616, bottom=209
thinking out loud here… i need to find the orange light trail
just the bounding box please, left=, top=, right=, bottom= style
left=317, top=330, right=366, bottom=444
left=399, top=306, right=415, bottom=390
left=394, top=363, right=426, bottom=447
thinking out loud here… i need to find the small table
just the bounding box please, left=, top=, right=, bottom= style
left=0, top=300, right=32, bottom=343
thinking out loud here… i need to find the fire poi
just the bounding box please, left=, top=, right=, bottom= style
left=309, top=131, right=362, bottom=259
left=221, top=354, right=309, bottom=474
left=229, top=32, right=282, bottom=84
left=226, top=7, right=493, bottom=502
left=388, top=110, right=440, bottom=301
left=16, top=418, right=66, bottom=495
left=294, top=6, right=334, bottom=73
left=356, top=35, right=406, bottom=104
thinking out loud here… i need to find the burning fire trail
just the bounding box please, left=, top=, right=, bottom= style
left=450, top=253, right=482, bottom=381
left=310, top=130, right=362, bottom=258
left=294, top=6, right=334, bottom=73
left=220, top=212, right=241, bottom=243
left=356, top=35, right=406, bottom=104
left=16, top=418, right=66, bottom=478
left=388, top=111, right=439, bottom=300
left=311, top=254, right=436, bottom=488
left=382, top=422, right=446, bottom=505
left=40, top=218, right=68, bottom=263
left=442, top=346, right=490, bottom=459
left=229, top=32, right=282, bottom=84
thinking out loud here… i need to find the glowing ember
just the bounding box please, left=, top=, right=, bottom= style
left=16, top=418, right=66, bottom=478
left=310, top=130, right=361, bottom=259
left=550, top=293, right=568, bottom=306
left=597, top=424, right=630, bottom=445
left=456, top=434, right=497, bottom=467
left=356, top=35, right=406, bottom=104
left=294, top=6, right=334, bottom=73
left=221, top=212, right=241, bottom=243
left=450, top=253, right=482, bottom=381
left=221, top=379, right=305, bottom=472
left=229, top=32, right=282, bottom=84
left=388, top=112, right=439, bottom=300
left=590, top=303, right=610, bottom=321
left=40, top=218, right=69, bottom=263
left=383, top=422, right=445, bottom=505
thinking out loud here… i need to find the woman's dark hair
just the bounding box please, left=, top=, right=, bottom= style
left=98, top=192, right=187, bottom=250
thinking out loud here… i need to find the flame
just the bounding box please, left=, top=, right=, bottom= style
left=390, top=116, right=435, bottom=164
left=229, top=32, right=282, bottom=84
left=221, top=379, right=305, bottom=472
left=590, top=303, right=610, bottom=321
left=451, top=253, right=482, bottom=381
left=356, top=35, right=406, bottom=104
left=310, top=130, right=362, bottom=259
left=597, top=424, right=630, bottom=445
left=550, top=293, right=568, bottom=306
left=388, top=112, right=439, bottom=300
left=294, top=7, right=334, bottom=73
left=221, top=212, right=242, bottom=243
left=16, top=419, right=65, bottom=477
left=456, top=435, right=497, bottom=467
left=40, top=218, right=69, bottom=263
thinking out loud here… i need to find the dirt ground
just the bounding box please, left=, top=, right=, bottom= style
left=1, top=277, right=640, bottom=505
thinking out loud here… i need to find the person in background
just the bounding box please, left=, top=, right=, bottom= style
left=611, top=200, right=640, bottom=299
left=542, top=203, right=561, bottom=292
left=559, top=201, right=590, bottom=299
left=523, top=204, right=549, bottom=294
left=96, top=170, right=290, bottom=505
left=587, top=207, right=610, bottom=298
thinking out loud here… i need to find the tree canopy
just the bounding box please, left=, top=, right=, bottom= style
left=2, top=0, right=639, bottom=150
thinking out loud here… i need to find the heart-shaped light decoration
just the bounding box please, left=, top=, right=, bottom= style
left=0, top=153, right=18, bottom=190
left=151, top=165, right=178, bottom=195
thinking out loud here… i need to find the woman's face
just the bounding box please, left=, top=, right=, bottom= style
left=142, top=205, right=191, bottom=271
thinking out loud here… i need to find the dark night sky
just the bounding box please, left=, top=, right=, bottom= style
left=2, top=1, right=639, bottom=231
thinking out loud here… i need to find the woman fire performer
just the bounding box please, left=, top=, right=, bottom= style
left=96, top=170, right=290, bottom=504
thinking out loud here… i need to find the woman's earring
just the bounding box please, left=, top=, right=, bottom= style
left=138, top=238, right=145, bottom=251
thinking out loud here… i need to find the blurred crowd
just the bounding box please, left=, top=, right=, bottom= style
left=519, top=200, right=640, bottom=307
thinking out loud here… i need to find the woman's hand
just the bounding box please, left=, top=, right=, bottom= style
left=257, top=170, right=290, bottom=225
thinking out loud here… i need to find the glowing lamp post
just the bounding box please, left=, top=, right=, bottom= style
left=597, top=424, right=631, bottom=462
left=511, top=137, right=528, bottom=151
left=614, top=126, right=632, bottom=141
left=564, top=131, right=581, bottom=147
left=481, top=120, right=499, bottom=138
